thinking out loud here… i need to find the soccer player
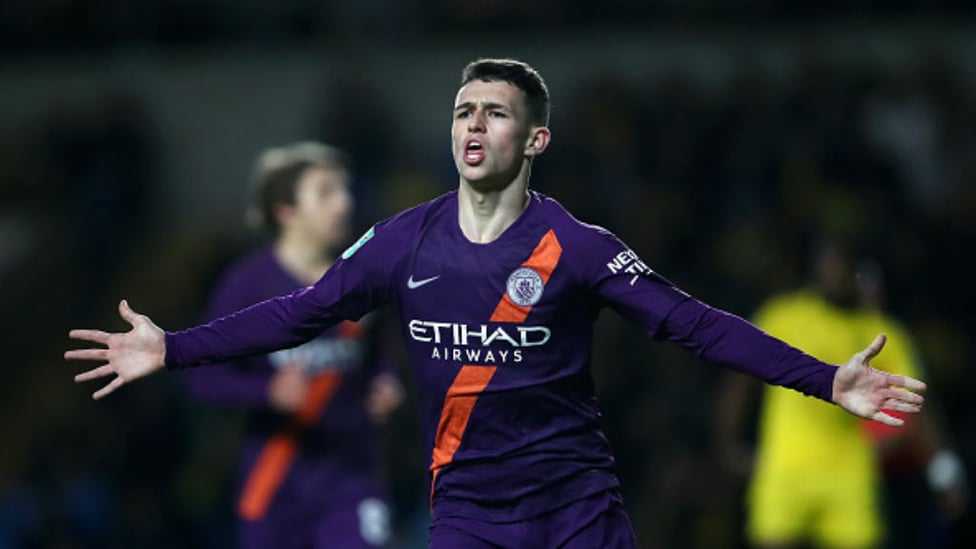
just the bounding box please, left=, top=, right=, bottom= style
left=187, top=142, right=402, bottom=548
left=67, top=59, right=926, bottom=548
left=715, top=240, right=962, bottom=549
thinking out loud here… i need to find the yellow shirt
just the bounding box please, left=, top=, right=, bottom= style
left=752, top=290, right=921, bottom=475
left=746, top=289, right=921, bottom=546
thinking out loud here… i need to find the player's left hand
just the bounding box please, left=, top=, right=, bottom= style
left=832, top=333, right=926, bottom=426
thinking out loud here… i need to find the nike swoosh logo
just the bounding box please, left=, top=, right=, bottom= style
left=407, top=274, right=441, bottom=289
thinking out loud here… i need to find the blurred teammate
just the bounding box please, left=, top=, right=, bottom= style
left=187, top=142, right=403, bottom=548
left=67, top=59, right=926, bottom=548
left=715, top=239, right=962, bottom=549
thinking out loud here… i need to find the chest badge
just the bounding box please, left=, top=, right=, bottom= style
left=506, top=267, right=544, bottom=307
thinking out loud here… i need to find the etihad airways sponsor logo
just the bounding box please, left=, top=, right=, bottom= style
left=408, top=319, right=551, bottom=364
left=606, top=248, right=654, bottom=285
left=408, top=320, right=550, bottom=346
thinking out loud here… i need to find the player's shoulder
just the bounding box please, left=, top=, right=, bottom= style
left=216, top=246, right=277, bottom=286
left=531, top=191, right=618, bottom=244
left=203, top=245, right=278, bottom=316
left=864, top=308, right=908, bottom=330
left=767, top=289, right=819, bottom=308
left=860, top=310, right=912, bottom=345
left=531, top=191, right=653, bottom=285
left=341, top=192, right=454, bottom=262
left=753, top=289, right=821, bottom=323
left=373, top=191, right=454, bottom=234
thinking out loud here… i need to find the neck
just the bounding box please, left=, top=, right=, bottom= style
left=273, top=233, right=333, bottom=285
left=457, top=177, right=530, bottom=244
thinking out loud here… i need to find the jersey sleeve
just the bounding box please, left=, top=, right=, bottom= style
left=574, top=225, right=837, bottom=402
left=165, top=218, right=409, bottom=370
left=570, top=223, right=690, bottom=337
left=183, top=265, right=276, bottom=407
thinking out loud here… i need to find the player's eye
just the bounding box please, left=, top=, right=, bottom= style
left=455, top=111, right=471, bottom=119
left=489, top=111, right=506, bottom=118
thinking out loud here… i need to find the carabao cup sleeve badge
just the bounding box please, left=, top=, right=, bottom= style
left=506, top=267, right=544, bottom=307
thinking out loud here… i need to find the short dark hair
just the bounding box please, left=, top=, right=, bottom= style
left=461, top=58, right=550, bottom=126
left=247, top=141, right=349, bottom=233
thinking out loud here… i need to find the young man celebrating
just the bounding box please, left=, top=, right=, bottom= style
left=67, top=59, right=926, bottom=548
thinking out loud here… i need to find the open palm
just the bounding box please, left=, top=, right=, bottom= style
left=832, top=334, right=926, bottom=426
left=65, top=300, right=167, bottom=399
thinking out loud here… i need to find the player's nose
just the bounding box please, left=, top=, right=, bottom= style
left=467, top=110, right=486, bottom=132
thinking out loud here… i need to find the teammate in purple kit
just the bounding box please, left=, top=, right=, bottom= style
left=67, top=59, right=927, bottom=548
left=186, top=142, right=402, bottom=548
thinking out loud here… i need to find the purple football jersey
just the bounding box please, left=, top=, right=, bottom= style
left=184, top=247, right=389, bottom=527
left=167, top=191, right=837, bottom=523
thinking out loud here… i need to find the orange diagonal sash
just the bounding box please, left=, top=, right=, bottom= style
left=489, top=229, right=563, bottom=323
left=428, top=229, right=563, bottom=507
left=238, top=370, right=341, bottom=520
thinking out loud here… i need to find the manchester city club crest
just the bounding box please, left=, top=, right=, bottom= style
left=506, top=267, right=544, bottom=306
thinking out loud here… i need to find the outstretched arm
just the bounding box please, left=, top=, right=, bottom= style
left=67, top=219, right=408, bottom=401
left=832, top=333, right=926, bottom=426
left=576, top=226, right=927, bottom=424
left=66, top=300, right=167, bottom=400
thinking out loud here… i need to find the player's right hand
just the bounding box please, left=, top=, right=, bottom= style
left=66, top=299, right=167, bottom=400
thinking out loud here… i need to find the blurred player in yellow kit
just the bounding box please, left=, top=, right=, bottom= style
left=716, top=238, right=934, bottom=549
left=748, top=240, right=918, bottom=548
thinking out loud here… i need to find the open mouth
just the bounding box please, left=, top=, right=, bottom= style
left=463, top=139, right=485, bottom=164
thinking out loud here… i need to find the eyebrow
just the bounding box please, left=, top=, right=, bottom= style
left=453, top=101, right=510, bottom=113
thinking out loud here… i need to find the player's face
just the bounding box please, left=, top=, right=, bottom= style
left=289, top=165, right=352, bottom=250
left=452, top=79, right=538, bottom=187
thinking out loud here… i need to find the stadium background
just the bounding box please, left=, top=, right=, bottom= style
left=1, top=2, right=974, bottom=547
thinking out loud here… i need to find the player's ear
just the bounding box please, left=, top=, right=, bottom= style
left=525, top=126, right=551, bottom=157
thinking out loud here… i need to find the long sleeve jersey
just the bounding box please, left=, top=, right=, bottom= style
left=167, top=191, right=837, bottom=523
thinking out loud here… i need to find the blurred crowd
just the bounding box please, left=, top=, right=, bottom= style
left=1, top=1, right=974, bottom=50
left=1, top=17, right=975, bottom=549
